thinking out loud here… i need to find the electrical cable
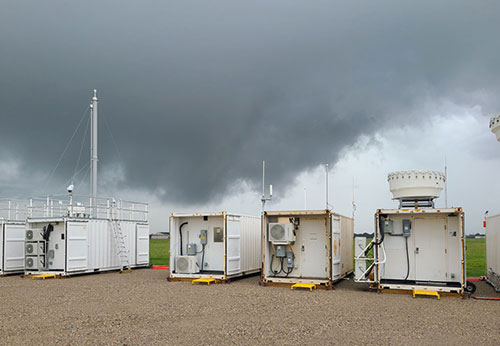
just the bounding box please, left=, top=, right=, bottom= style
left=179, top=222, right=188, bottom=256
left=42, top=224, right=54, bottom=242
left=270, top=254, right=282, bottom=276
left=404, top=236, right=410, bottom=280
left=201, top=244, right=206, bottom=271
left=373, top=215, right=385, bottom=246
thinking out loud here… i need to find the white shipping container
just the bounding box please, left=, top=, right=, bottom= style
left=372, top=208, right=466, bottom=294
left=485, top=213, right=500, bottom=292
left=262, top=210, right=354, bottom=288
left=24, top=217, right=149, bottom=275
left=24, top=196, right=150, bottom=276
left=169, top=212, right=261, bottom=281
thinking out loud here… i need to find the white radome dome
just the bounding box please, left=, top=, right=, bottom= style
left=387, top=170, right=445, bottom=200
left=490, top=115, right=500, bottom=142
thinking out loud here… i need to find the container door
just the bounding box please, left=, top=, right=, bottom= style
left=136, top=224, right=150, bottom=265
left=300, top=219, right=328, bottom=278
left=3, top=224, right=25, bottom=272
left=66, top=222, right=88, bottom=272
left=331, top=217, right=341, bottom=281
left=226, top=215, right=241, bottom=276
left=414, top=218, right=446, bottom=282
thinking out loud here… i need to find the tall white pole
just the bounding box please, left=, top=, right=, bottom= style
left=261, top=160, right=272, bottom=212
left=325, top=164, right=329, bottom=210
left=304, top=187, right=307, bottom=210
left=90, top=89, right=98, bottom=216
left=444, top=157, right=448, bottom=208
left=262, top=160, right=265, bottom=199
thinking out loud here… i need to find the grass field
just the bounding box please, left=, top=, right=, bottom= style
left=466, top=238, right=486, bottom=277
left=149, top=238, right=486, bottom=276
left=149, top=239, right=170, bottom=266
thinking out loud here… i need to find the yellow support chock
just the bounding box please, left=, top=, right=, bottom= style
left=32, top=274, right=57, bottom=280
left=412, top=289, right=440, bottom=300
left=192, top=278, right=216, bottom=285
left=291, top=283, right=316, bottom=292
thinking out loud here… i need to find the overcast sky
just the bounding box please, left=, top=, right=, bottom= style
left=1, top=1, right=499, bottom=233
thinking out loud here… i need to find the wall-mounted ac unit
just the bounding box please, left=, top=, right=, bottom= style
left=25, top=242, right=45, bottom=255
left=268, top=223, right=295, bottom=244
left=26, top=229, right=44, bottom=241
left=175, top=256, right=199, bottom=274
left=25, top=256, right=44, bottom=270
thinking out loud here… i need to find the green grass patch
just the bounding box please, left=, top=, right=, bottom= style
left=150, top=239, right=170, bottom=265
left=466, top=238, right=486, bottom=277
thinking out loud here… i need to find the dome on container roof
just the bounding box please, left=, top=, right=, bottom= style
left=491, top=115, right=500, bottom=142
left=387, top=170, right=445, bottom=200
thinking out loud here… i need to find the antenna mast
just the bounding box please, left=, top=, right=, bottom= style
left=325, top=164, right=329, bottom=210
left=261, top=160, right=272, bottom=211
left=444, top=157, right=448, bottom=208
left=90, top=89, right=98, bottom=215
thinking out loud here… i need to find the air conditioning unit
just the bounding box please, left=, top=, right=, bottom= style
left=25, top=242, right=45, bottom=255
left=25, top=256, right=45, bottom=270
left=26, top=229, right=44, bottom=241
left=175, top=256, right=199, bottom=274
left=268, top=223, right=295, bottom=244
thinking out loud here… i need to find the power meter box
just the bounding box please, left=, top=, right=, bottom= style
left=275, top=245, right=286, bottom=258
left=402, top=219, right=411, bottom=237
left=187, top=243, right=197, bottom=256
left=200, top=230, right=208, bottom=245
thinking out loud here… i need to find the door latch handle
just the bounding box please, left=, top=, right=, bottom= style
left=301, top=245, right=305, bottom=251
left=415, top=247, right=419, bottom=254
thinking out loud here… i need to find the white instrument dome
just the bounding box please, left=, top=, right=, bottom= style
left=387, top=170, right=445, bottom=200
left=491, top=115, right=500, bottom=142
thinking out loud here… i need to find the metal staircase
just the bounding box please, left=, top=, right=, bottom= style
left=110, top=220, right=130, bottom=271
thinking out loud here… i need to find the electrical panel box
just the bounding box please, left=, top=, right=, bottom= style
left=402, top=219, right=411, bottom=237
left=213, top=227, right=223, bottom=242
left=275, top=245, right=286, bottom=258
left=186, top=243, right=197, bottom=256
left=381, top=219, right=394, bottom=234
left=286, top=251, right=294, bottom=268
left=200, top=230, right=208, bottom=245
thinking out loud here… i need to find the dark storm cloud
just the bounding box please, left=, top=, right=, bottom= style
left=1, top=1, right=499, bottom=203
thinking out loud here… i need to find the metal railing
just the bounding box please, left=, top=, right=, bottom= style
left=0, top=198, right=30, bottom=221
left=26, top=194, right=148, bottom=222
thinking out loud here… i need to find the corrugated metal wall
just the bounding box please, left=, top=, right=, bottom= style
left=237, top=215, right=261, bottom=274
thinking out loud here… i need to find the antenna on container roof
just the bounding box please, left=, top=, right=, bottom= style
left=261, top=160, right=272, bottom=212
left=325, top=164, right=333, bottom=210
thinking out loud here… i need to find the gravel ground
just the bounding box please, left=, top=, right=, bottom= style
left=0, top=269, right=499, bottom=345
